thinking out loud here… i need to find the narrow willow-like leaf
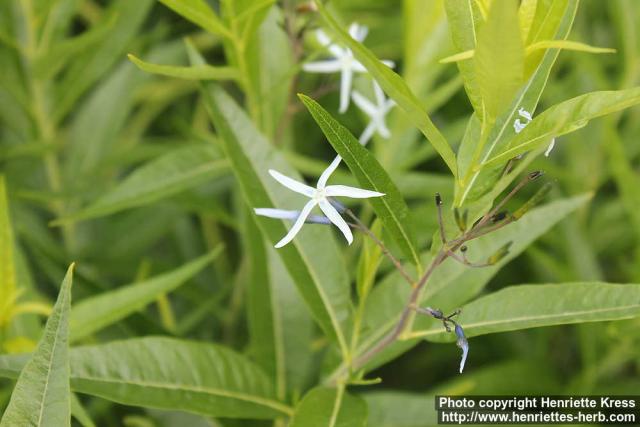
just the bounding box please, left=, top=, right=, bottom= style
left=525, top=40, right=616, bottom=55
left=0, top=337, right=291, bottom=419
left=158, top=0, right=231, bottom=38
left=55, top=145, right=228, bottom=224
left=128, top=54, right=237, bottom=80
left=195, top=66, right=350, bottom=354
left=474, top=0, right=523, bottom=123
left=313, top=0, right=457, bottom=176
left=417, top=283, right=640, bottom=341
left=483, top=87, right=640, bottom=167
left=455, top=0, right=577, bottom=206
left=0, top=264, right=74, bottom=427
left=299, top=94, right=421, bottom=269
left=70, top=393, right=96, bottom=427
left=70, top=249, right=221, bottom=341
left=443, top=0, right=483, bottom=115
left=290, top=387, right=367, bottom=427
left=0, top=176, right=16, bottom=327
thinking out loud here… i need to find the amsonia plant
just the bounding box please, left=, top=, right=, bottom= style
left=1, top=0, right=640, bottom=426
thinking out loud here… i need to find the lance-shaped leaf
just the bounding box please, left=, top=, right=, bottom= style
left=290, top=387, right=367, bottom=427
left=128, top=54, right=237, bottom=80
left=194, top=51, right=350, bottom=354
left=299, top=94, right=420, bottom=269
left=0, top=176, right=16, bottom=327
left=70, top=249, right=221, bottom=342
left=483, top=87, right=640, bottom=167
left=0, top=337, right=292, bottom=420
left=313, top=0, right=457, bottom=176
left=0, top=264, right=74, bottom=427
left=443, top=0, right=483, bottom=115
left=474, top=0, right=524, bottom=124
left=414, top=282, right=640, bottom=342
left=54, top=145, right=229, bottom=224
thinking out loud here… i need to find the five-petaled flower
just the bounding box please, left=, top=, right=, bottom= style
left=352, top=81, right=396, bottom=145
left=416, top=306, right=469, bottom=373
left=254, top=158, right=384, bottom=248
left=303, top=23, right=394, bottom=113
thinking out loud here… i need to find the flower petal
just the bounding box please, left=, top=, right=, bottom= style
left=348, top=22, right=369, bottom=42
left=325, top=185, right=385, bottom=198
left=373, top=81, right=386, bottom=106
left=455, top=324, right=469, bottom=374
left=255, top=208, right=330, bottom=225
left=544, top=138, right=556, bottom=157
left=274, top=199, right=317, bottom=248
left=339, top=66, right=353, bottom=113
left=317, top=155, right=342, bottom=189
left=351, top=91, right=378, bottom=117
left=316, top=29, right=332, bottom=46
left=318, top=199, right=353, bottom=245
left=358, top=122, right=376, bottom=146
left=268, top=169, right=315, bottom=197
left=303, top=59, right=342, bottom=73
left=381, top=59, right=395, bottom=69
left=254, top=208, right=299, bottom=220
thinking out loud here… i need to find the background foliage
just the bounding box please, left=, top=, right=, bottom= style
left=1, top=0, right=640, bottom=426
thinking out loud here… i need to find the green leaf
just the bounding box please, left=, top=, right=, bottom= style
left=416, top=282, right=640, bottom=341
left=157, top=0, right=231, bottom=39
left=525, top=40, right=616, bottom=55
left=71, top=393, right=96, bottom=427
left=290, top=387, right=367, bottom=427
left=474, top=0, right=524, bottom=124
left=0, top=337, right=292, bottom=419
left=455, top=0, right=578, bottom=207
left=70, top=249, right=221, bottom=341
left=483, top=87, right=640, bottom=167
left=313, top=0, right=457, bottom=176
left=196, top=70, right=350, bottom=356
left=0, top=176, right=16, bottom=327
left=127, top=54, right=237, bottom=80
left=55, top=145, right=229, bottom=224
left=443, top=0, right=483, bottom=115
left=327, top=194, right=590, bottom=378
left=299, top=94, right=421, bottom=269
left=0, top=264, right=74, bottom=427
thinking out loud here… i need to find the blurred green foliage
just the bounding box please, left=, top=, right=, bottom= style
left=0, top=0, right=639, bottom=426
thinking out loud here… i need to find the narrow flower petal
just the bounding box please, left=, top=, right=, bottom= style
left=455, top=324, right=469, bottom=374
left=351, top=59, right=368, bottom=73
left=254, top=208, right=330, bottom=225
left=325, top=185, right=385, bottom=198
left=373, top=81, right=386, bottom=106
left=375, top=116, right=391, bottom=139
left=317, top=155, right=342, bottom=189
left=381, top=59, right=395, bottom=69
left=268, top=169, right=315, bottom=197
left=316, top=29, right=332, bottom=47
left=513, top=119, right=526, bottom=134
left=339, top=66, right=353, bottom=113
left=274, top=200, right=317, bottom=248
left=348, top=23, right=369, bottom=42
left=351, top=91, right=378, bottom=117
left=303, top=59, right=342, bottom=73
left=544, top=138, right=556, bottom=157
left=318, top=199, right=353, bottom=245
left=518, top=108, right=533, bottom=121
left=254, top=208, right=300, bottom=220
left=358, top=122, right=376, bottom=146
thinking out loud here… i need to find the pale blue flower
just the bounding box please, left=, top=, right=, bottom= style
left=254, top=159, right=384, bottom=247
left=352, top=81, right=396, bottom=145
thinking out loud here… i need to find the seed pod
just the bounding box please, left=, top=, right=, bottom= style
left=487, top=241, right=513, bottom=265
left=513, top=182, right=552, bottom=220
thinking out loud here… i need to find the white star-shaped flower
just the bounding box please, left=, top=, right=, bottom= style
left=255, top=158, right=384, bottom=248
left=351, top=81, right=396, bottom=145
left=303, top=23, right=394, bottom=113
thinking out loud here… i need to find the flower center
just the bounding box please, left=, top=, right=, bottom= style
left=313, top=188, right=326, bottom=201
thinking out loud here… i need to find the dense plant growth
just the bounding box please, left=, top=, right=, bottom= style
left=1, top=0, right=640, bottom=426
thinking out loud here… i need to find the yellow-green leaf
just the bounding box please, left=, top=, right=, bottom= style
left=474, top=0, right=524, bottom=124
left=128, top=54, right=237, bottom=80
left=0, top=264, right=74, bottom=427
left=158, top=0, right=232, bottom=39
left=525, top=40, right=616, bottom=55
left=0, top=176, right=16, bottom=327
